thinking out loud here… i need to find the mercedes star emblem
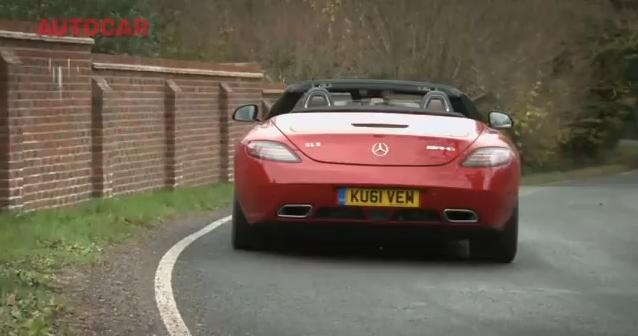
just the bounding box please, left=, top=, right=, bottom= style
left=371, top=142, right=390, bottom=157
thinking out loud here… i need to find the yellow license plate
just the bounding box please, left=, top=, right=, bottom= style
left=337, top=188, right=420, bottom=208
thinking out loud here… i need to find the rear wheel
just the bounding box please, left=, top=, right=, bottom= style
left=470, top=204, right=518, bottom=263
left=232, top=198, right=260, bottom=250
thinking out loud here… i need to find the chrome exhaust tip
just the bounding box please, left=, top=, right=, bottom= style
left=277, top=204, right=313, bottom=218
left=443, top=209, right=479, bottom=223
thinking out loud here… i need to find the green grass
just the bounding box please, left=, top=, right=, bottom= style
left=0, top=183, right=233, bottom=336
left=521, top=164, right=633, bottom=185
left=522, top=142, right=638, bottom=185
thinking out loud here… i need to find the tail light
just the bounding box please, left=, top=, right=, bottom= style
left=462, top=147, right=513, bottom=167
left=246, top=140, right=301, bottom=163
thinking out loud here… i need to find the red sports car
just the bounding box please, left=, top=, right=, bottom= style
left=231, top=79, right=520, bottom=263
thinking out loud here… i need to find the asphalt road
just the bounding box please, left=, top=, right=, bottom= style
left=172, top=171, right=638, bottom=336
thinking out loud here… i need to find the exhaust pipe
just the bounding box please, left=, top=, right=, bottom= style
left=277, top=204, right=313, bottom=218
left=443, top=209, right=479, bottom=223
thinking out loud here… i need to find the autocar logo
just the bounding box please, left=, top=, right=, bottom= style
left=371, top=142, right=390, bottom=157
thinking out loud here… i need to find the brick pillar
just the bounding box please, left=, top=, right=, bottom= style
left=91, top=77, right=115, bottom=198
left=0, top=49, right=23, bottom=210
left=219, top=83, right=232, bottom=182
left=165, top=79, right=183, bottom=189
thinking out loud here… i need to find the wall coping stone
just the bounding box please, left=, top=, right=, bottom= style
left=93, top=62, right=264, bottom=79
left=0, top=30, right=94, bottom=45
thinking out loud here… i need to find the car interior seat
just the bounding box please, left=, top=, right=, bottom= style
left=426, top=98, right=446, bottom=112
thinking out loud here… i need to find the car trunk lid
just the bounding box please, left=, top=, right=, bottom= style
left=274, top=112, right=483, bottom=166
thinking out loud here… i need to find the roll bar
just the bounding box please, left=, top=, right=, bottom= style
left=421, top=90, right=453, bottom=113
left=303, top=87, right=334, bottom=108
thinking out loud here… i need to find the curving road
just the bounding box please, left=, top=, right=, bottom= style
left=171, top=171, right=638, bottom=336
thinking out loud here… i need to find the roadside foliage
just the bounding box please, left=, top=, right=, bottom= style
left=1, top=1, right=637, bottom=335
left=1, top=0, right=636, bottom=168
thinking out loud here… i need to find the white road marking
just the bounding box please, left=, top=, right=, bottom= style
left=155, top=215, right=232, bottom=336
left=154, top=187, right=546, bottom=335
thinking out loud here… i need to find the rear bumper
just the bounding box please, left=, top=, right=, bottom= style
left=234, top=151, right=519, bottom=231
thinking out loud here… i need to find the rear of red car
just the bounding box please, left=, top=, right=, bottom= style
left=231, top=80, right=520, bottom=263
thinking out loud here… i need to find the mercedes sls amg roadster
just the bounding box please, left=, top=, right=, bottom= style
left=231, top=79, right=520, bottom=263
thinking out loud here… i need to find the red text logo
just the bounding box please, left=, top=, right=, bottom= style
left=38, top=18, right=150, bottom=37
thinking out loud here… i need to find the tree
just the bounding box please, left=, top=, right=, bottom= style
left=561, top=2, right=638, bottom=157
left=0, top=0, right=162, bottom=56
left=1, top=0, right=631, bottom=165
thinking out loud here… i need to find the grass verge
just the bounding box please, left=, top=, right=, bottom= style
left=521, top=142, right=638, bottom=185
left=0, top=183, right=233, bottom=336
left=521, top=164, right=634, bottom=185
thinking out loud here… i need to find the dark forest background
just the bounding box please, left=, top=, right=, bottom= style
left=1, top=0, right=637, bottom=169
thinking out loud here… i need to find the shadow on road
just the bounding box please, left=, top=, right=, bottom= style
left=243, top=231, right=510, bottom=267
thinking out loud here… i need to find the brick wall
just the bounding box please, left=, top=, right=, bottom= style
left=0, top=29, right=283, bottom=211
left=0, top=34, right=94, bottom=210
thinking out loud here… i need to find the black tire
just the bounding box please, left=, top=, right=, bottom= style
left=232, top=198, right=260, bottom=250
left=470, top=204, right=518, bottom=263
